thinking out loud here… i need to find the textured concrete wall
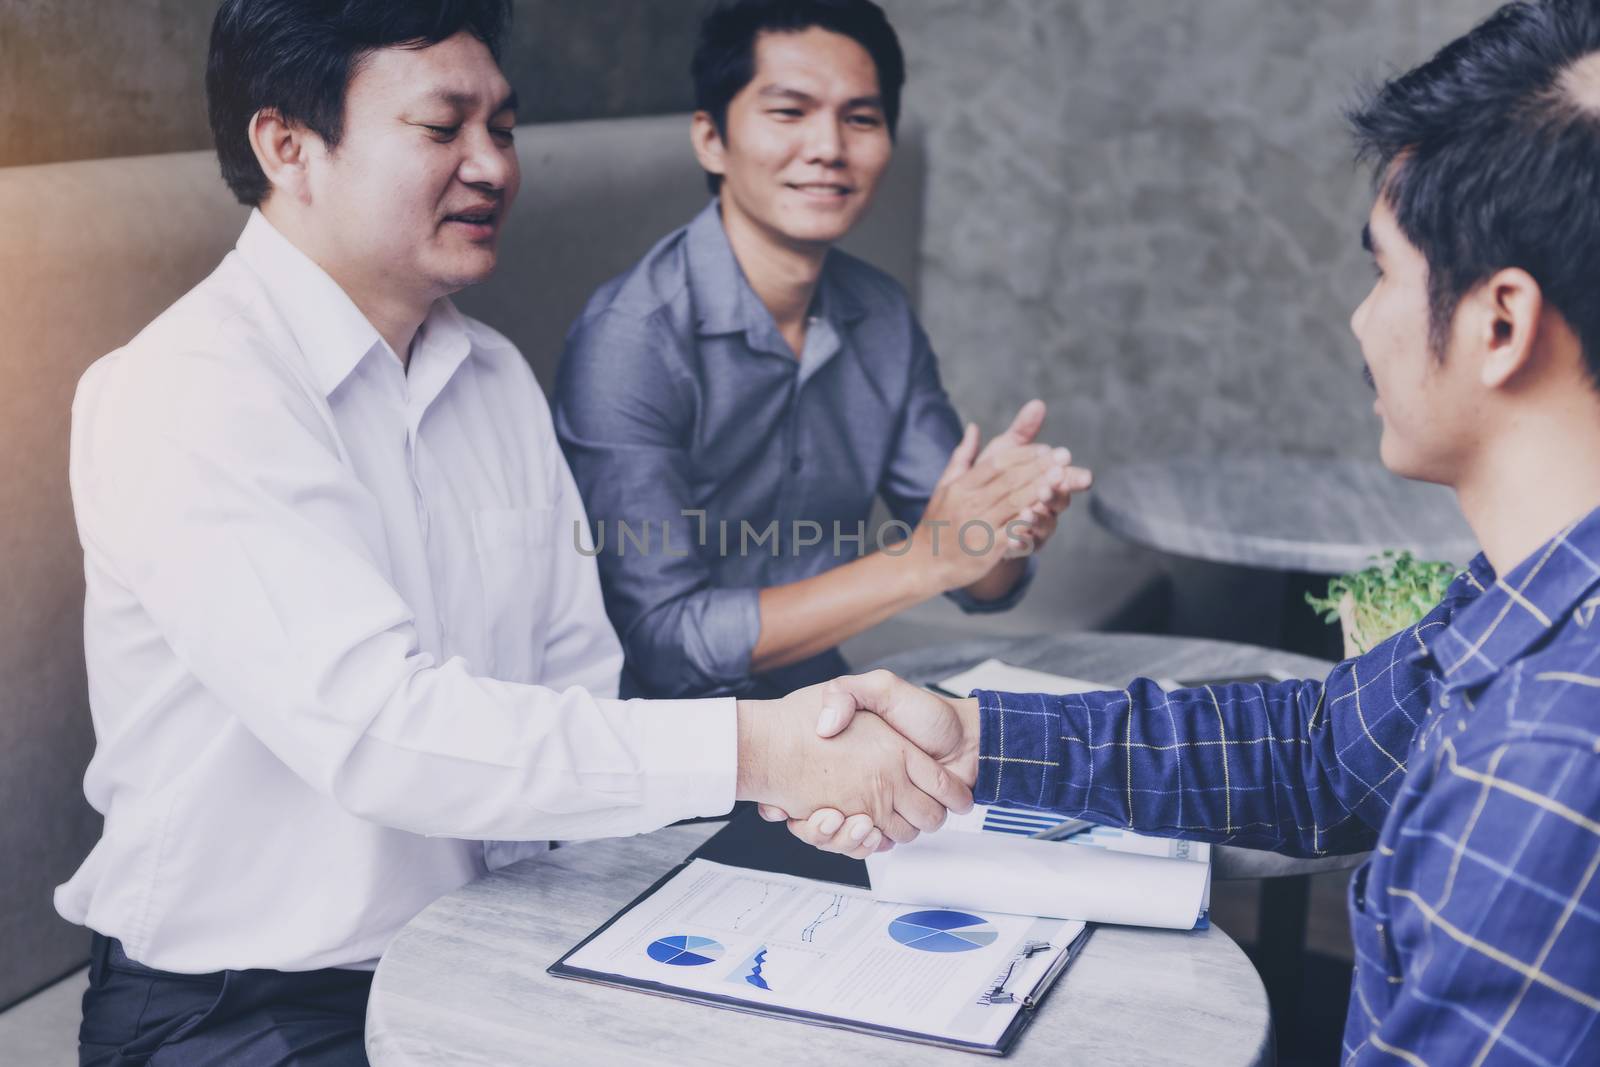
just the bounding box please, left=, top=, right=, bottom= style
left=0, top=2, right=1512, bottom=588
left=0, top=0, right=698, bottom=168
left=879, top=0, right=1503, bottom=475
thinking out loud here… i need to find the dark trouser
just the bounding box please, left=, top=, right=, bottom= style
left=79, top=934, right=372, bottom=1066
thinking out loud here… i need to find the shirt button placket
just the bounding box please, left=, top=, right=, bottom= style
left=406, top=428, right=429, bottom=541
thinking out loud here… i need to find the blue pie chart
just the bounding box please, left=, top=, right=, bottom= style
left=888, top=910, right=999, bottom=953
left=647, top=934, right=724, bottom=966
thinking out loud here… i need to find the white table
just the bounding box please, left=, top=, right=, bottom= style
left=366, top=822, right=1273, bottom=1066
left=1087, top=456, right=1478, bottom=575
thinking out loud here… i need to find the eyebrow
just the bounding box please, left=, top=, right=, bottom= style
left=756, top=85, right=884, bottom=109
left=420, top=88, right=520, bottom=115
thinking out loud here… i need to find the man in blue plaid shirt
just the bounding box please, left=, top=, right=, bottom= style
left=771, top=1, right=1600, bottom=1062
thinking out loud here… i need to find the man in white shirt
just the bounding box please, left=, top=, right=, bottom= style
left=62, top=3, right=999, bottom=1063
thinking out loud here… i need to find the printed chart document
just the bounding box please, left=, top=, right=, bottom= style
left=552, top=858, right=1088, bottom=1054
left=864, top=659, right=1212, bottom=929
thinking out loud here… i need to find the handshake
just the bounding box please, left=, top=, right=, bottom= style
left=733, top=671, right=981, bottom=859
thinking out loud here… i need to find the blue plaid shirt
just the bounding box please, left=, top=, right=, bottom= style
left=976, top=508, right=1600, bottom=1065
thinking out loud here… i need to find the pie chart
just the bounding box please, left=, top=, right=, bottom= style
left=646, top=934, right=724, bottom=966
left=887, top=910, right=999, bottom=953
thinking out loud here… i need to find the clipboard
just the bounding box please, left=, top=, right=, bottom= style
left=548, top=810, right=1092, bottom=1055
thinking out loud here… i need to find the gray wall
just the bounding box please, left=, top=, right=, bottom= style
left=880, top=0, right=1501, bottom=476
left=0, top=0, right=699, bottom=168
left=1, top=0, right=1506, bottom=473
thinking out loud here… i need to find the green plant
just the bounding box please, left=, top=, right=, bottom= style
left=1305, top=550, right=1457, bottom=653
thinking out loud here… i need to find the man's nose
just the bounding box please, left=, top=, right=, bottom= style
left=459, top=128, right=516, bottom=190
left=1350, top=292, right=1370, bottom=339
left=803, top=115, right=845, bottom=166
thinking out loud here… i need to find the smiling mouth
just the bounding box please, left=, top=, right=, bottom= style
left=786, top=182, right=853, bottom=198
left=442, top=208, right=499, bottom=229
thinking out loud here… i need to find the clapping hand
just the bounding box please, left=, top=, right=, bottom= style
left=977, top=399, right=1092, bottom=557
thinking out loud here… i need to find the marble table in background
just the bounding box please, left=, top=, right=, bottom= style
left=366, top=822, right=1273, bottom=1067
left=868, top=630, right=1358, bottom=880
left=1088, top=456, right=1479, bottom=574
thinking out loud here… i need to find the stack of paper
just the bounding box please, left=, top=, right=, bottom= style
left=864, top=659, right=1212, bottom=931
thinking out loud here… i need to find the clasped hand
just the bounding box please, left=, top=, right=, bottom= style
left=736, top=671, right=981, bottom=859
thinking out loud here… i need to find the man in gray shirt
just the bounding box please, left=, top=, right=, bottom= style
left=554, top=0, right=1086, bottom=699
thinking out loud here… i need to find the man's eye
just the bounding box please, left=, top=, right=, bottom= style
left=489, top=127, right=516, bottom=144
left=769, top=108, right=803, bottom=119
left=424, top=124, right=459, bottom=139
left=848, top=114, right=883, bottom=129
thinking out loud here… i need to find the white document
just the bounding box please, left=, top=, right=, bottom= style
left=867, top=827, right=1210, bottom=931
left=937, top=657, right=1106, bottom=698
left=560, top=859, right=1085, bottom=1050
left=862, top=661, right=1212, bottom=930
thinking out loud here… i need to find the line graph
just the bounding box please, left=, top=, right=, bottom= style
left=801, top=894, right=845, bottom=943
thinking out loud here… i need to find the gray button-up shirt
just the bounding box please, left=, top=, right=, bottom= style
left=553, top=200, right=1028, bottom=699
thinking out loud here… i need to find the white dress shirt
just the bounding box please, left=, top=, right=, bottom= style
left=56, top=211, right=737, bottom=973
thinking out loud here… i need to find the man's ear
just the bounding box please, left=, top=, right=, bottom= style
left=690, top=110, right=728, bottom=184
left=247, top=108, right=317, bottom=205
left=1471, top=267, right=1544, bottom=389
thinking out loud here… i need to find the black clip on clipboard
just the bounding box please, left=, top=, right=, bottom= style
left=548, top=807, right=1093, bottom=1056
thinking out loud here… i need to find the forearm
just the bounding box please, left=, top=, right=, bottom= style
left=972, top=587, right=1469, bottom=853
left=749, top=550, right=936, bottom=672
left=975, top=674, right=1382, bottom=856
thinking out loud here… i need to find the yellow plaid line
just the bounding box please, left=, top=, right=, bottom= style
left=1386, top=887, right=1600, bottom=1013
left=1447, top=532, right=1565, bottom=672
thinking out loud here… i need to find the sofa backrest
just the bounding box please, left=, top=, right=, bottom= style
left=0, top=112, right=923, bottom=1008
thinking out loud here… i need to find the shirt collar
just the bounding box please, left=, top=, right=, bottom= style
left=235, top=211, right=474, bottom=411
left=685, top=198, right=868, bottom=356
left=235, top=210, right=385, bottom=397
left=1425, top=505, right=1600, bottom=689
left=403, top=298, right=474, bottom=426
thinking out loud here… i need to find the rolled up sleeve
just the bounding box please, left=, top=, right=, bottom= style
left=554, top=308, right=761, bottom=697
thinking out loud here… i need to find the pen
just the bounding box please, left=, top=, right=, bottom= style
left=1030, top=817, right=1096, bottom=841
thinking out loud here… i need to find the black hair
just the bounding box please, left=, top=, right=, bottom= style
left=1348, top=0, right=1600, bottom=382
left=206, top=0, right=512, bottom=206
left=691, top=0, right=905, bottom=193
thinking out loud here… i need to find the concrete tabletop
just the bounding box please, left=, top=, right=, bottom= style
left=869, top=630, right=1364, bottom=880
left=1087, top=456, right=1478, bottom=574
left=366, top=822, right=1273, bottom=1066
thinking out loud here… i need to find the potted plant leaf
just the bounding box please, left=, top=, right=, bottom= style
left=1305, top=550, right=1458, bottom=657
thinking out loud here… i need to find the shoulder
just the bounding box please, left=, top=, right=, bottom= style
left=570, top=223, right=696, bottom=344
left=71, top=257, right=346, bottom=504
left=77, top=254, right=322, bottom=434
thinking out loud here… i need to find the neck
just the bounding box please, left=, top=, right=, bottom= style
left=1453, top=398, right=1600, bottom=576
left=719, top=199, right=827, bottom=343
left=260, top=203, right=431, bottom=367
